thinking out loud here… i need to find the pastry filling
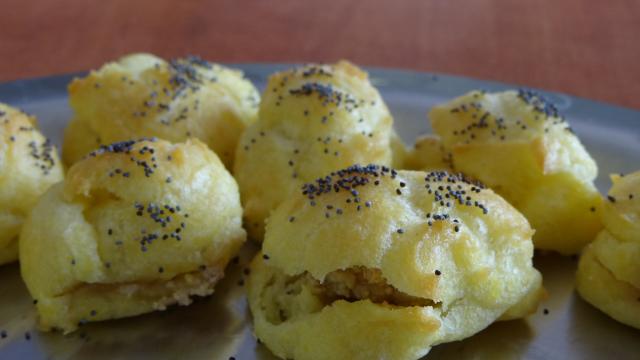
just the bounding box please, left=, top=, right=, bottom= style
left=61, top=265, right=223, bottom=305
left=316, top=266, right=435, bottom=307
left=41, top=265, right=225, bottom=332
left=261, top=266, right=438, bottom=324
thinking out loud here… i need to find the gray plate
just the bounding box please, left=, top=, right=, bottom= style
left=0, top=64, right=639, bottom=360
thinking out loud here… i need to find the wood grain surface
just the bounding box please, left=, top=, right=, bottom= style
left=1, top=0, right=639, bottom=109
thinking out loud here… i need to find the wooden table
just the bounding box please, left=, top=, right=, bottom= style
left=1, top=0, right=639, bottom=109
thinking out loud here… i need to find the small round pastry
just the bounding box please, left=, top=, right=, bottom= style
left=429, top=89, right=602, bottom=255
left=20, top=138, right=245, bottom=333
left=576, top=171, right=640, bottom=329
left=247, top=165, right=542, bottom=360
left=576, top=242, right=640, bottom=329
left=234, top=61, right=395, bottom=240
left=63, top=53, right=260, bottom=169
left=600, top=172, right=640, bottom=244
left=404, top=134, right=452, bottom=171
left=0, top=103, right=63, bottom=265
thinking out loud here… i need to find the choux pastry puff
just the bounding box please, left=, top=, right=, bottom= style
left=576, top=171, right=640, bottom=329
left=0, top=103, right=63, bottom=265
left=63, top=53, right=260, bottom=169
left=234, top=61, right=395, bottom=240
left=20, top=138, right=245, bottom=333
left=426, top=89, right=602, bottom=254
left=247, top=165, right=543, bottom=360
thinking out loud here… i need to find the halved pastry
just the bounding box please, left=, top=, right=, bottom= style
left=576, top=171, right=640, bottom=329
left=63, top=53, right=260, bottom=169
left=429, top=90, right=602, bottom=254
left=20, top=138, right=245, bottom=333
left=0, top=103, right=64, bottom=265
left=234, top=61, right=395, bottom=240
left=247, top=165, right=542, bottom=360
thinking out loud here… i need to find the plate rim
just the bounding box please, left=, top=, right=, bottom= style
left=0, top=63, right=638, bottom=118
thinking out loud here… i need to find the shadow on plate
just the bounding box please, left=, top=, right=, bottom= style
left=565, top=291, right=640, bottom=359
left=426, top=319, right=533, bottom=360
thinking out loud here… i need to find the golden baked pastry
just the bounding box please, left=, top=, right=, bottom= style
left=576, top=244, right=640, bottom=329
left=247, top=165, right=542, bottom=359
left=429, top=89, right=602, bottom=254
left=233, top=61, right=395, bottom=241
left=576, top=171, right=640, bottom=329
left=390, top=130, right=408, bottom=168
left=0, top=103, right=63, bottom=265
left=62, top=53, right=259, bottom=169
left=600, top=173, right=640, bottom=245
left=404, top=134, right=452, bottom=171
left=20, top=138, right=245, bottom=333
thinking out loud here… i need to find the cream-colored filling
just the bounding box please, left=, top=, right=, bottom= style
left=316, top=267, right=435, bottom=307
left=262, top=266, right=438, bottom=325
left=40, top=265, right=225, bottom=332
